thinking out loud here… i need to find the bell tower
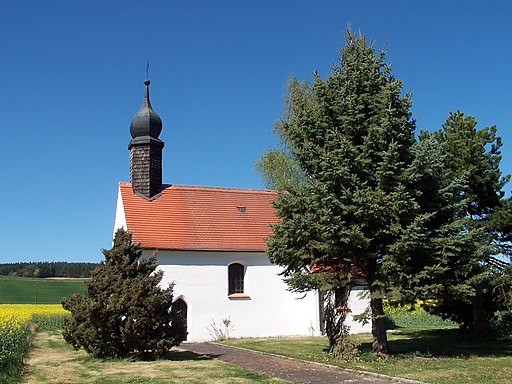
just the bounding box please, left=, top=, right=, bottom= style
left=128, top=79, right=165, bottom=198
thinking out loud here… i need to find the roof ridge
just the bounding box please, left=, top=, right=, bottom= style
left=166, top=184, right=275, bottom=194
left=120, top=182, right=275, bottom=194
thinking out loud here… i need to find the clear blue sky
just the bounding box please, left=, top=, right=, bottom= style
left=1, top=1, right=511, bottom=263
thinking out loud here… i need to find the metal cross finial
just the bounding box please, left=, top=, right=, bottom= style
left=146, top=61, right=150, bottom=79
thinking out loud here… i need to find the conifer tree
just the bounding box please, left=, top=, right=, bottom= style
left=420, top=111, right=512, bottom=333
left=62, top=229, right=186, bottom=358
left=258, top=30, right=442, bottom=353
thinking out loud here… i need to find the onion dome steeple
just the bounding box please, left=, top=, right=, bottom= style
left=128, top=79, right=165, bottom=199
left=129, top=79, right=163, bottom=142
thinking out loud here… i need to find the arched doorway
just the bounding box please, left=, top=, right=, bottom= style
left=172, top=298, right=188, bottom=340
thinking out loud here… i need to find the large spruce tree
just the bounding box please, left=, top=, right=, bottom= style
left=420, top=111, right=512, bottom=333
left=259, top=30, right=441, bottom=353
left=62, top=229, right=186, bottom=358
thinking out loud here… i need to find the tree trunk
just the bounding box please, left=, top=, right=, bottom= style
left=370, top=297, right=389, bottom=354
left=472, top=289, right=489, bottom=336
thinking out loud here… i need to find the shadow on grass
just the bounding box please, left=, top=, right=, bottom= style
left=129, top=348, right=218, bottom=362
left=358, top=328, right=512, bottom=358
left=163, top=349, right=216, bottom=361
left=71, top=348, right=216, bottom=363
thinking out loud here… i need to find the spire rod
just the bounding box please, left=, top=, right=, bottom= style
left=143, top=79, right=151, bottom=108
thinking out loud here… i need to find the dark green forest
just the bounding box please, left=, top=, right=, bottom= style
left=0, top=262, right=101, bottom=278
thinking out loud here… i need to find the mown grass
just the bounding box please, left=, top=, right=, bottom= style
left=221, top=307, right=511, bottom=384
left=0, top=276, right=86, bottom=304
left=21, top=331, right=289, bottom=384
left=222, top=328, right=512, bottom=384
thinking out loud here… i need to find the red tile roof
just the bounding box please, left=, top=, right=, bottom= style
left=119, top=182, right=278, bottom=251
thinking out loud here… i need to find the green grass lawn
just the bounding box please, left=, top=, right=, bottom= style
left=0, top=276, right=86, bottom=304
left=222, top=327, right=512, bottom=384
left=19, top=331, right=289, bottom=384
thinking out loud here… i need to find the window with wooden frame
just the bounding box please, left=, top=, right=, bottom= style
left=228, top=263, right=245, bottom=295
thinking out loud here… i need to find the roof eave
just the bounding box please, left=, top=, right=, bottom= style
left=137, top=246, right=267, bottom=253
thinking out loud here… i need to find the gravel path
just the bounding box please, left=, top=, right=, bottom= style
left=183, top=342, right=421, bottom=384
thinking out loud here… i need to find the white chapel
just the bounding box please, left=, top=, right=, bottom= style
left=113, top=80, right=370, bottom=341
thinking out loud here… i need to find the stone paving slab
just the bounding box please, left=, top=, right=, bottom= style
left=183, top=342, right=422, bottom=384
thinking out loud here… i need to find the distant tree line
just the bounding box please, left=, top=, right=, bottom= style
left=0, top=262, right=101, bottom=278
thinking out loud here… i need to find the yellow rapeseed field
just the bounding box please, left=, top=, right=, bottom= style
left=0, top=304, right=69, bottom=328
left=1, top=305, right=69, bottom=381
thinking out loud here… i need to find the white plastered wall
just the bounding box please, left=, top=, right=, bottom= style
left=113, top=187, right=127, bottom=237
left=346, top=286, right=371, bottom=334
left=153, top=250, right=321, bottom=341
left=151, top=250, right=371, bottom=341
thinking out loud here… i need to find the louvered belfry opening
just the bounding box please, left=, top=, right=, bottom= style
left=128, top=79, right=165, bottom=198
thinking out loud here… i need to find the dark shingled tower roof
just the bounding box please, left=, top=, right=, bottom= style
left=128, top=79, right=165, bottom=199
left=129, top=79, right=163, bottom=144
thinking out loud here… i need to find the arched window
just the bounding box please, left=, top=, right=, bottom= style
left=228, top=263, right=245, bottom=295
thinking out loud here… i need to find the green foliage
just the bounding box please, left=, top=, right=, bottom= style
left=259, top=28, right=512, bottom=347
left=32, top=313, right=70, bottom=331
left=0, top=276, right=86, bottom=304
left=383, top=301, right=457, bottom=328
left=427, top=112, right=510, bottom=220
left=255, top=148, right=303, bottom=192
left=62, top=229, right=186, bottom=359
left=258, top=28, right=457, bottom=353
left=420, top=111, right=512, bottom=333
left=490, top=310, right=512, bottom=338
left=0, top=320, right=31, bottom=384
left=488, top=264, right=512, bottom=338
